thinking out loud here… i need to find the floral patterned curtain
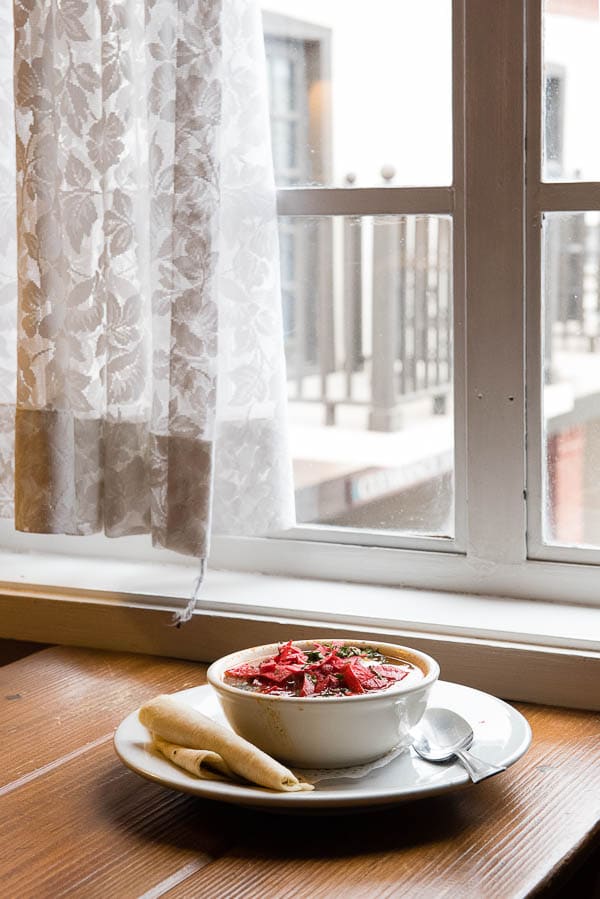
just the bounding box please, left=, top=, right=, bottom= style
left=1, top=0, right=294, bottom=607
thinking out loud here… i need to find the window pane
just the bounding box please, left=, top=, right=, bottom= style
left=542, top=211, right=600, bottom=546
left=280, top=215, right=454, bottom=537
left=262, top=1, right=452, bottom=187
left=543, top=1, right=600, bottom=181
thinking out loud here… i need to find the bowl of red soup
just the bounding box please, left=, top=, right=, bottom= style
left=207, top=639, right=439, bottom=768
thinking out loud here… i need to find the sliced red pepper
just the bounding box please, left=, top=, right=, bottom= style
left=371, top=663, right=411, bottom=681
left=299, top=673, right=315, bottom=697
left=225, top=663, right=261, bottom=679
left=224, top=642, right=414, bottom=697
left=341, top=662, right=366, bottom=694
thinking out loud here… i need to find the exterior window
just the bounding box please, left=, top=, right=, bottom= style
left=534, top=0, right=600, bottom=562
left=261, top=1, right=456, bottom=542
left=198, top=0, right=600, bottom=599
left=4, top=1, right=600, bottom=611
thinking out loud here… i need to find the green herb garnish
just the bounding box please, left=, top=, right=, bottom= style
left=336, top=644, right=362, bottom=658
left=363, top=646, right=386, bottom=661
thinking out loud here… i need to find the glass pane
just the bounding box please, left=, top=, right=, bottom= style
left=543, top=1, right=600, bottom=181
left=542, top=211, right=600, bottom=546
left=269, top=54, right=296, bottom=113
left=280, top=214, right=454, bottom=537
left=262, top=1, right=452, bottom=187
left=271, top=120, right=298, bottom=174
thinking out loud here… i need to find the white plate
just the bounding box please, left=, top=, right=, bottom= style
left=113, top=681, right=531, bottom=811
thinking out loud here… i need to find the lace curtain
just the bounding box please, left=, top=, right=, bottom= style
left=0, top=0, right=294, bottom=593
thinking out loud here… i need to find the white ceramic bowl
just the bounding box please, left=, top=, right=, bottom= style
left=207, top=639, right=439, bottom=768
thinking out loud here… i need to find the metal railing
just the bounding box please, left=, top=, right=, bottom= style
left=282, top=170, right=453, bottom=431
left=282, top=202, right=600, bottom=427
left=545, top=213, right=600, bottom=383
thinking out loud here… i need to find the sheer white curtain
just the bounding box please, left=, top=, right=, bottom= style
left=0, top=0, right=294, bottom=612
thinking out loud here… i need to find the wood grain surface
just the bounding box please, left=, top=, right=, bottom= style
left=0, top=646, right=207, bottom=786
left=1, top=646, right=598, bottom=899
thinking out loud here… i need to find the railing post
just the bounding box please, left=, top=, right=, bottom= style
left=414, top=216, right=429, bottom=393
left=397, top=215, right=408, bottom=397
left=317, top=217, right=336, bottom=425
left=369, top=165, right=403, bottom=431
left=288, top=221, right=310, bottom=397
left=589, top=218, right=600, bottom=352
left=544, top=213, right=561, bottom=384
left=566, top=212, right=586, bottom=326
left=434, top=217, right=451, bottom=414
left=343, top=172, right=363, bottom=399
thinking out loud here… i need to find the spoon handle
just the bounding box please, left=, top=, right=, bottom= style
left=454, top=748, right=507, bottom=783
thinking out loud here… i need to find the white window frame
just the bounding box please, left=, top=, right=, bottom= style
left=1, top=0, right=599, bottom=709
left=231, top=1, right=466, bottom=557
left=207, top=0, right=600, bottom=604
left=526, top=0, right=600, bottom=566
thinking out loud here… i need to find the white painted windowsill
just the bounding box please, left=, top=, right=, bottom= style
left=1, top=545, right=598, bottom=711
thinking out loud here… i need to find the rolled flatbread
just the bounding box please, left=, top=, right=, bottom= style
left=139, top=694, right=313, bottom=792
left=152, top=737, right=240, bottom=782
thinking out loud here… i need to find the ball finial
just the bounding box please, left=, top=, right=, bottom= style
left=380, top=164, right=396, bottom=183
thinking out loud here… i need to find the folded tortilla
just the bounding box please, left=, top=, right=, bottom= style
left=139, top=694, right=313, bottom=792
left=151, top=737, right=240, bottom=781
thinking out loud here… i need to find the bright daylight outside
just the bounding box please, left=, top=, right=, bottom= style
left=261, top=0, right=600, bottom=552
left=542, top=0, right=600, bottom=549
left=260, top=0, right=455, bottom=538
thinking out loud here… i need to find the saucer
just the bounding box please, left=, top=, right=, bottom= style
left=113, top=681, right=531, bottom=810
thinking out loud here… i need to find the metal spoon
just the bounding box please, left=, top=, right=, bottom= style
left=411, top=707, right=507, bottom=783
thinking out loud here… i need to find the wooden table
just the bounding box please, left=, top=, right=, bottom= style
left=1, top=646, right=599, bottom=898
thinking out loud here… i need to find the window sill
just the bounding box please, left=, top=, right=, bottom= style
left=0, top=547, right=598, bottom=711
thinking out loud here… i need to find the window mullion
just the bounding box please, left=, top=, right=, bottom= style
left=464, top=0, right=527, bottom=564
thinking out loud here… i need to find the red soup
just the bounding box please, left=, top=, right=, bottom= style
left=224, top=640, right=424, bottom=697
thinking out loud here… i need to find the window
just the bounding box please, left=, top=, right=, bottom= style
left=4, top=0, right=600, bottom=605
left=1, top=0, right=598, bottom=710
left=216, top=0, right=600, bottom=606
left=261, top=0, right=456, bottom=543
left=537, top=0, right=600, bottom=562
left=3, top=0, right=600, bottom=608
